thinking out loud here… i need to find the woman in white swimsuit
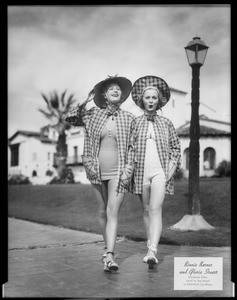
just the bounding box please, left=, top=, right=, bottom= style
left=129, top=75, right=181, bottom=269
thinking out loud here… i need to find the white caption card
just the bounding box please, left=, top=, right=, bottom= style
left=174, top=257, right=223, bottom=290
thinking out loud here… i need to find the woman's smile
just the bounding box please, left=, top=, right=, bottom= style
left=105, top=83, right=122, bottom=103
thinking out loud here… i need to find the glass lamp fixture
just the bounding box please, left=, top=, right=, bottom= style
left=185, top=36, right=209, bottom=66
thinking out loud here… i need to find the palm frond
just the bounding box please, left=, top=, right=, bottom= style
left=40, top=89, right=76, bottom=128
left=51, top=107, right=60, bottom=119
left=49, top=90, right=59, bottom=109
left=61, top=90, right=67, bottom=107
left=41, top=93, right=50, bottom=107
left=65, top=93, right=76, bottom=109
left=38, top=108, right=54, bottom=120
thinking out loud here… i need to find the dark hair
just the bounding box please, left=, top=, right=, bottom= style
left=103, top=81, right=121, bottom=93
left=102, top=82, right=123, bottom=107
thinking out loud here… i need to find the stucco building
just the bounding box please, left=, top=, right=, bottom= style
left=177, top=115, right=231, bottom=178
left=8, top=127, right=57, bottom=178
left=8, top=87, right=231, bottom=182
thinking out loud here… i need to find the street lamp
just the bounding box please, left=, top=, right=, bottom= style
left=185, top=36, right=208, bottom=66
left=170, top=36, right=214, bottom=231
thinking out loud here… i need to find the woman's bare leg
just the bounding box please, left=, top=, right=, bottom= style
left=92, top=182, right=108, bottom=246
left=105, top=179, right=125, bottom=263
left=139, top=187, right=151, bottom=244
left=149, top=180, right=166, bottom=248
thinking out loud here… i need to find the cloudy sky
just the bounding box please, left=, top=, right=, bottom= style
left=8, top=5, right=230, bottom=137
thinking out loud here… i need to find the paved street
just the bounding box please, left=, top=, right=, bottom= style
left=3, top=218, right=233, bottom=298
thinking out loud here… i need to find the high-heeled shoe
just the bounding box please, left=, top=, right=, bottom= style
left=143, top=244, right=158, bottom=269
left=143, top=240, right=151, bottom=263
left=103, top=251, right=119, bottom=272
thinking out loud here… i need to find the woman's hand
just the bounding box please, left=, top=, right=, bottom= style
left=167, top=161, right=176, bottom=181
left=119, top=164, right=134, bottom=189
left=121, top=164, right=133, bottom=180
left=79, top=90, right=95, bottom=106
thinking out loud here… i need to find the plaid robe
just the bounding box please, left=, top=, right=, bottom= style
left=129, top=114, right=181, bottom=195
left=65, top=103, right=135, bottom=193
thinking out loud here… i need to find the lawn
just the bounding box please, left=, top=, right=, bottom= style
left=8, top=178, right=231, bottom=247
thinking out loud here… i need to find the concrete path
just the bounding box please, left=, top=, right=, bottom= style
left=3, top=218, right=233, bottom=298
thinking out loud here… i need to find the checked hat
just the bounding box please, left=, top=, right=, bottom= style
left=93, top=75, right=132, bottom=108
left=131, top=75, right=170, bottom=110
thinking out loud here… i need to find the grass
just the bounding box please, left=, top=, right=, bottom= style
left=8, top=178, right=231, bottom=247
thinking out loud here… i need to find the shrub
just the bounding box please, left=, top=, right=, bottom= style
left=215, top=160, right=231, bottom=177
left=49, top=167, right=75, bottom=184
left=8, top=174, right=31, bottom=185
left=46, top=169, right=54, bottom=176
left=174, top=168, right=184, bottom=180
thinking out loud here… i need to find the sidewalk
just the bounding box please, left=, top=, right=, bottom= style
left=4, top=218, right=233, bottom=298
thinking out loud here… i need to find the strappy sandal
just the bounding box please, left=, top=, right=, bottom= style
left=104, top=251, right=119, bottom=272
left=146, top=245, right=158, bottom=269
left=143, top=240, right=151, bottom=263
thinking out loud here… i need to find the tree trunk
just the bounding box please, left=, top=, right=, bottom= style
left=56, top=133, right=67, bottom=179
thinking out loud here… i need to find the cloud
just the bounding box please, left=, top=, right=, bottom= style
left=8, top=5, right=230, bottom=136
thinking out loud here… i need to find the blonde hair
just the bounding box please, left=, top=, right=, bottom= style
left=138, top=86, right=162, bottom=110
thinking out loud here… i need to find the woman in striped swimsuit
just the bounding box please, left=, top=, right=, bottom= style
left=65, top=76, right=135, bottom=272
left=129, top=75, right=181, bottom=269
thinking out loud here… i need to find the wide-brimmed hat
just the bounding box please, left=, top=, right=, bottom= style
left=93, top=75, right=132, bottom=108
left=131, top=75, right=170, bottom=110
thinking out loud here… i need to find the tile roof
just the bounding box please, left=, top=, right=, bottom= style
left=199, top=114, right=230, bottom=125
left=8, top=130, right=56, bottom=143
left=177, top=125, right=231, bottom=137
left=170, top=87, right=188, bottom=95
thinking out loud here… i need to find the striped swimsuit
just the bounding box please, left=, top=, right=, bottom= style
left=99, top=117, right=119, bottom=180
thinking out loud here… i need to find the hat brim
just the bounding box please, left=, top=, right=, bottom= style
left=131, top=75, right=170, bottom=109
left=93, top=76, right=132, bottom=108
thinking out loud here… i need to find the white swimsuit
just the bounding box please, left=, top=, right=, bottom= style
left=143, top=122, right=166, bottom=185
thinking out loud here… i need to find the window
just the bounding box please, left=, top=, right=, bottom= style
left=73, top=146, right=78, bottom=163
left=183, top=148, right=189, bottom=170
left=10, top=143, right=19, bottom=166
left=203, top=147, right=215, bottom=170
left=53, top=153, right=57, bottom=166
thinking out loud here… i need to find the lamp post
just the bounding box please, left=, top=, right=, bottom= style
left=186, top=36, right=208, bottom=215
left=170, top=36, right=214, bottom=231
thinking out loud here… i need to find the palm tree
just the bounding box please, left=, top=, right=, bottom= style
left=38, top=90, right=76, bottom=179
